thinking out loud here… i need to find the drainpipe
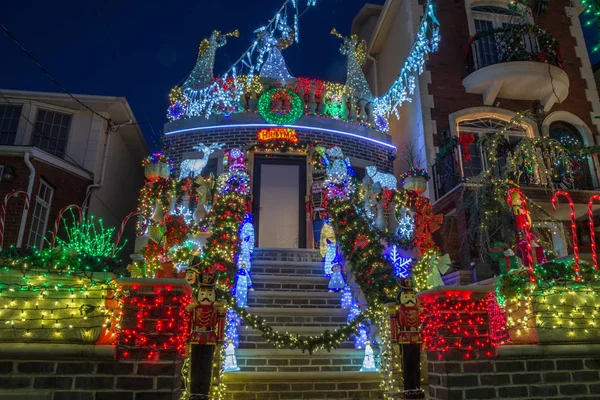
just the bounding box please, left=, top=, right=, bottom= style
left=83, top=119, right=132, bottom=214
left=17, top=151, right=36, bottom=247
left=83, top=121, right=112, bottom=214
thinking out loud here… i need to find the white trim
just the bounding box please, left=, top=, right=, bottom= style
left=448, top=107, right=537, bottom=138
left=27, top=179, right=53, bottom=250
left=165, top=123, right=397, bottom=150
left=447, top=107, right=536, bottom=179
left=0, top=146, right=92, bottom=180
left=566, top=2, right=600, bottom=134
left=542, top=111, right=594, bottom=144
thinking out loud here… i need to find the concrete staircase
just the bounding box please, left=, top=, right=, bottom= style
left=224, top=248, right=384, bottom=400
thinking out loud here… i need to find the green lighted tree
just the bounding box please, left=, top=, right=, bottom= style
left=55, top=214, right=124, bottom=258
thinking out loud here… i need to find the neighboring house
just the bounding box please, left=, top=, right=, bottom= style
left=353, top=0, right=600, bottom=270
left=0, top=89, right=148, bottom=252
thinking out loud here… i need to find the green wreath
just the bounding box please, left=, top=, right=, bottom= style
left=258, top=88, right=304, bottom=125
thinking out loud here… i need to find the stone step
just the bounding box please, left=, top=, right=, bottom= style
left=223, top=372, right=384, bottom=400
left=253, top=248, right=322, bottom=263
left=235, top=348, right=367, bottom=373
left=250, top=260, right=324, bottom=277
left=243, top=306, right=348, bottom=327
left=248, top=290, right=342, bottom=308
left=251, top=274, right=330, bottom=292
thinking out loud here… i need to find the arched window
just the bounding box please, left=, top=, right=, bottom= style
left=457, top=115, right=528, bottom=179
left=550, top=122, right=594, bottom=190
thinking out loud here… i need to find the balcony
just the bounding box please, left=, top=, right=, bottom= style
left=463, top=25, right=569, bottom=111
left=431, top=143, right=600, bottom=201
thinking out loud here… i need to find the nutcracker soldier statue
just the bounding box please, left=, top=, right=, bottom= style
left=389, top=278, right=424, bottom=399
left=185, top=269, right=226, bottom=400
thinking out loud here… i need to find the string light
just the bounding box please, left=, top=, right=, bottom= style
left=366, top=166, right=398, bottom=190
left=419, top=289, right=495, bottom=360
left=373, top=1, right=440, bottom=129
left=552, top=190, right=582, bottom=280
left=258, top=88, right=304, bottom=125
left=0, top=269, right=116, bottom=343
left=330, top=29, right=372, bottom=99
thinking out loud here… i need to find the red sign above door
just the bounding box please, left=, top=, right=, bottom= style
left=257, top=128, right=299, bottom=144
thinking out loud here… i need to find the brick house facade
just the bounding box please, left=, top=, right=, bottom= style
left=353, top=0, right=600, bottom=269
left=0, top=153, right=91, bottom=249
left=0, top=90, right=148, bottom=252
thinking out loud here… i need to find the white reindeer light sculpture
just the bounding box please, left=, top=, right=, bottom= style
left=178, top=143, right=224, bottom=180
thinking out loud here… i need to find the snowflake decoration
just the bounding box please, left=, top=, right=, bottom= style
left=389, top=244, right=412, bottom=278
left=396, top=208, right=414, bottom=241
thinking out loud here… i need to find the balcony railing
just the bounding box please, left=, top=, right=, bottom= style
left=465, top=24, right=563, bottom=74
left=432, top=146, right=600, bottom=200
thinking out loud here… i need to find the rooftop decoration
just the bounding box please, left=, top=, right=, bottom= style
left=166, top=1, right=441, bottom=133
left=331, top=28, right=372, bottom=99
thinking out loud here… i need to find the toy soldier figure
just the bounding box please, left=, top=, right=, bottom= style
left=389, top=278, right=425, bottom=399
left=185, top=270, right=226, bottom=400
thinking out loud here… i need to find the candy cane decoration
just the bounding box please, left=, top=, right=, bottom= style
left=0, top=191, right=30, bottom=250
left=48, top=204, right=83, bottom=248
left=112, top=211, right=149, bottom=257
left=506, top=188, right=535, bottom=282
left=588, top=195, right=600, bottom=271
left=552, top=190, right=581, bottom=281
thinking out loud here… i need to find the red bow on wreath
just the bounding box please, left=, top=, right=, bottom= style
left=458, top=132, right=476, bottom=163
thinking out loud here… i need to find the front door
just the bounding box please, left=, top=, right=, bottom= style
left=253, top=156, right=306, bottom=248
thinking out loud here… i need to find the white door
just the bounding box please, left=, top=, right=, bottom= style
left=258, top=164, right=300, bottom=248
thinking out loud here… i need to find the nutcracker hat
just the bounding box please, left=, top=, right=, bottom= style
left=198, top=272, right=217, bottom=288
left=397, top=278, right=414, bottom=290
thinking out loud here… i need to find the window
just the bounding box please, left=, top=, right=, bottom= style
left=31, top=109, right=72, bottom=157
left=458, top=116, right=528, bottom=180
left=0, top=105, right=22, bottom=145
left=550, top=122, right=594, bottom=190
left=28, top=180, right=54, bottom=249
left=471, top=5, right=537, bottom=69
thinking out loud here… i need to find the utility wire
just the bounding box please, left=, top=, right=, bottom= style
left=0, top=22, right=112, bottom=125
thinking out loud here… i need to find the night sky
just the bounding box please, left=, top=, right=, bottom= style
left=0, top=0, right=598, bottom=149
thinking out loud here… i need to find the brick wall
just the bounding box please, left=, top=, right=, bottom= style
left=427, top=0, right=598, bottom=144
left=165, top=126, right=394, bottom=173
left=0, top=155, right=90, bottom=248
left=0, top=356, right=182, bottom=400
left=426, top=346, right=600, bottom=400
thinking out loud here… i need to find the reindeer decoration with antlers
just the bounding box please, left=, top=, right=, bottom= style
left=178, top=143, right=225, bottom=180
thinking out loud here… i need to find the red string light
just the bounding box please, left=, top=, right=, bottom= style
left=117, top=284, right=192, bottom=360
left=552, top=190, right=581, bottom=280
left=588, top=195, right=600, bottom=271
left=419, top=290, right=494, bottom=360
left=486, top=292, right=510, bottom=347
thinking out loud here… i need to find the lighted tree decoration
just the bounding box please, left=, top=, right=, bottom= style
left=56, top=214, right=124, bottom=258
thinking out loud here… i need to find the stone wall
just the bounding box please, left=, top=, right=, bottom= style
left=427, top=345, right=600, bottom=400
left=0, top=345, right=182, bottom=400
